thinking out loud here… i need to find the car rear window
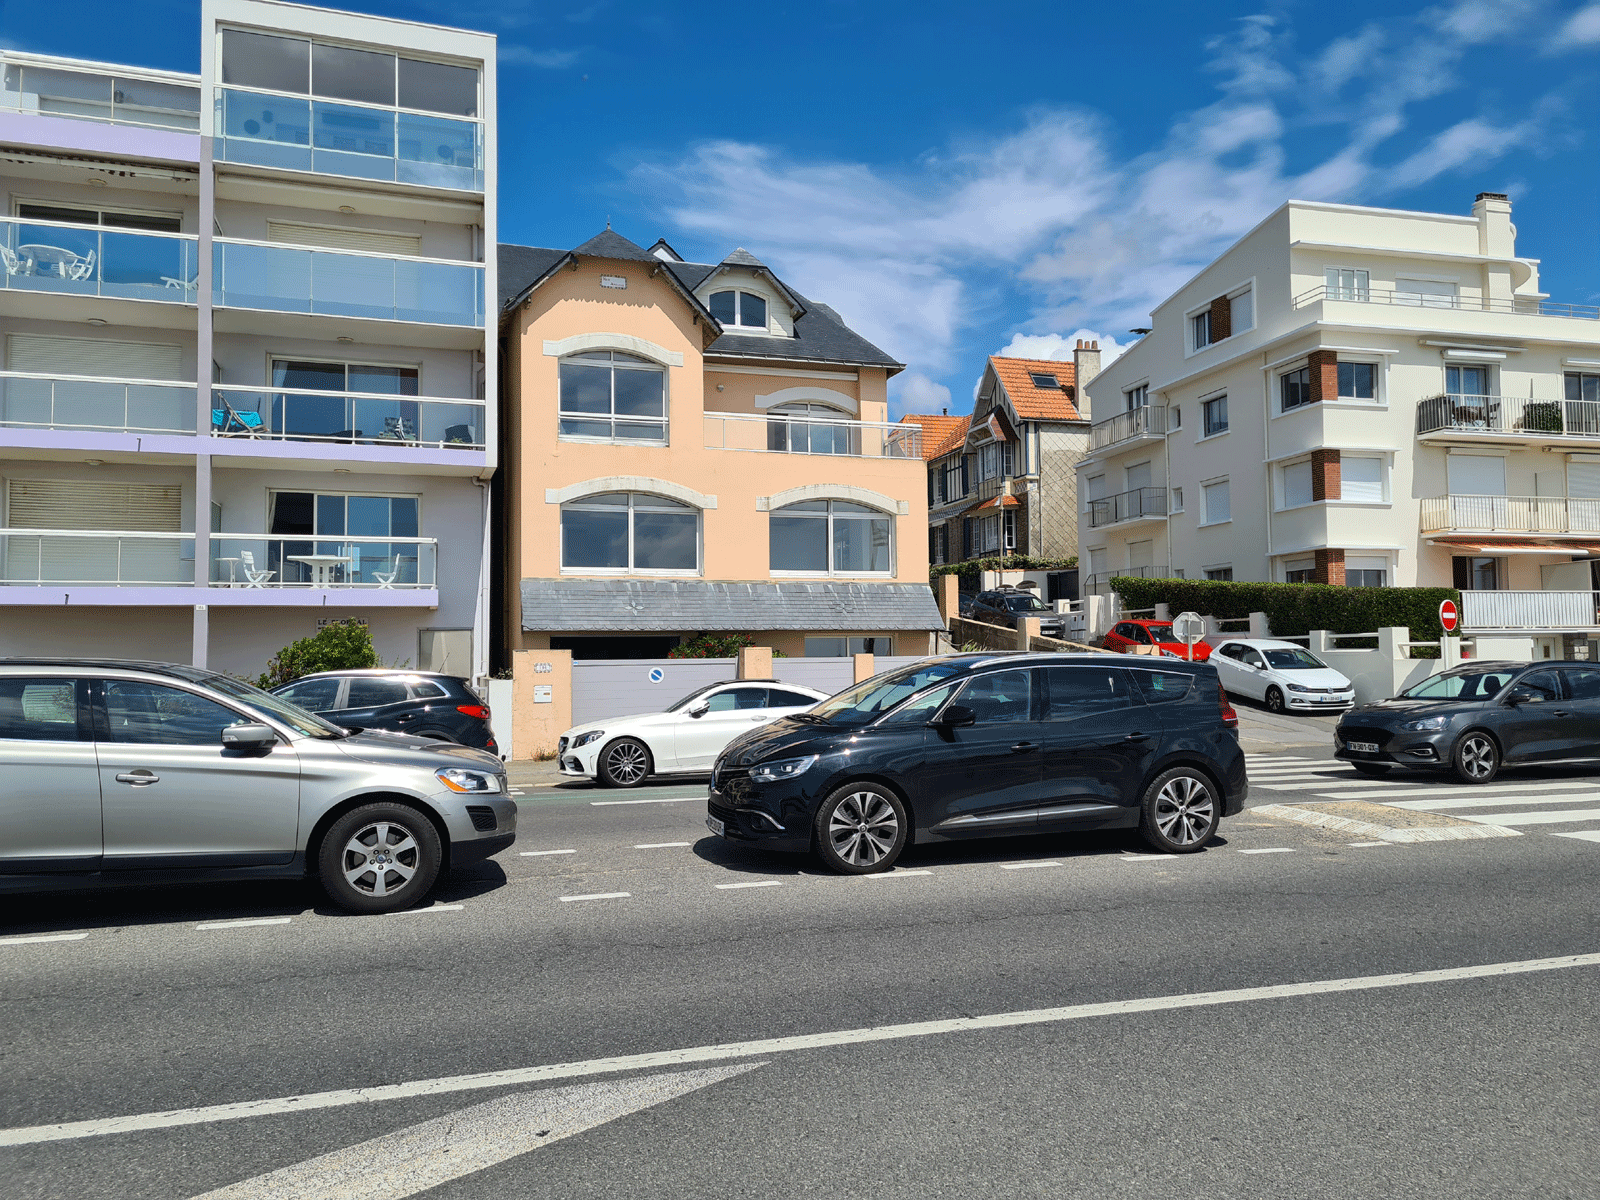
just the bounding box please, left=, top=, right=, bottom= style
left=767, top=689, right=816, bottom=708
left=410, top=681, right=450, bottom=700
left=277, top=678, right=341, bottom=711
left=346, top=678, right=410, bottom=709
left=0, top=677, right=83, bottom=741
left=1132, top=670, right=1193, bottom=704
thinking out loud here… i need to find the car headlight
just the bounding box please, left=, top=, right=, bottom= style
left=749, top=754, right=818, bottom=783
left=1399, top=716, right=1448, bottom=732
left=436, top=768, right=503, bottom=794
left=572, top=730, right=604, bottom=748
left=1287, top=683, right=1310, bottom=693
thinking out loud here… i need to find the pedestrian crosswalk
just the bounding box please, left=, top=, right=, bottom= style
left=1244, top=752, right=1600, bottom=844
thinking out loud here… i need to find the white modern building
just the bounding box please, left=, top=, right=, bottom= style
left=0, top=0, right=496, bottom=679
left=1079, top=193, right=1600, bottom=632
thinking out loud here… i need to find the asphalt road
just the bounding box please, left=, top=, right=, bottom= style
left=3, top=748, right=1600, bottom=1199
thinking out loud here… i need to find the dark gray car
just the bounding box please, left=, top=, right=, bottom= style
left=0, top=659, right=517, bottom=912
left=969, top=588, right=1069, bottom=639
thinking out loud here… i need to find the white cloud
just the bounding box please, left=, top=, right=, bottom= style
left=1553, top=3, right=1600, bottom=45
left=893, top=371, right=953, bottom=418
left=995, top=330, right=1129, bottom=367
left=499, top=46, right=581, bottom=69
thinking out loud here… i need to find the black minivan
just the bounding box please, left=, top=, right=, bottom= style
left=706, top=653, right=1245, bottom=873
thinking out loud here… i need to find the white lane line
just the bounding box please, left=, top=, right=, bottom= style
left=1238, top=848, right=1296, bottom=855
left=14, top=949, right=1600, bottom=1147
left=1349, top=841, right=1393, bottom=847
left=1386, top=792, right=1600, bottom=811
left=384, top=905, right=463, bottom=917
left=0, top=932, right=88, bottom=946
left=1311, top=780, right=1600, bottom=801
left=520, top=849, right=576, bottom=857
left=590, top=797, right=698, bottom=806
left=195, top=918, right=292, bottom=931
left=635, top=842, right=691, bottom=849
left=1456, top=808, right=1600, bottom=827
left=715, top=881, right=782, bottom=890
left=1119, top=854, right=1169, bottom=861
left=1552, top=830, right=1600, bottom=843
left=864, top=870, right=932, bottom=879
left=1001, top=861, right=1062, bottom=870
left=559, top=892, right=630, bottom=902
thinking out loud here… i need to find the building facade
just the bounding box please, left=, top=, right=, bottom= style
left=497, top=231, right=943, bottom=661
left=0, top=0, right=497, bottom=679
left=1079, top=193, right=1600, bottom=606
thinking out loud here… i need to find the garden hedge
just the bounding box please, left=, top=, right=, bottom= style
left=931, top=555, right=1077, bottom=590
left=1110, top=578, right=1461, bottom=645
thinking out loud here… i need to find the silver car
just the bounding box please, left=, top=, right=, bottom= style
left=0, top=659, right=517, bottom=913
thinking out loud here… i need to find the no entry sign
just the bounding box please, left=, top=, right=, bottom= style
left=1439, top=599, right=1459, bottom=632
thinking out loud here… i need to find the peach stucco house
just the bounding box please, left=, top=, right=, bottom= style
left=495, top=229, right=944, bottom=661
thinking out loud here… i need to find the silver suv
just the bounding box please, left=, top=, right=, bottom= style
left=0, top=660, right=517, bottom=913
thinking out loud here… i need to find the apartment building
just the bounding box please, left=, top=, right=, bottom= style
left=908, top=348, right=1097, bottom=566
left=1079, top=193, right=1600, bottom=616
left=497, top=230, right=944, bottom=660
left=0, top=0, right=496, bottom=679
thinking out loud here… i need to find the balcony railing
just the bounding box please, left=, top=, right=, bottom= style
left=213, top=239, right=484, bottom=327
left=1460, top=591, right=1600, bottom=630
left=2, top=55, right=201, bottom=132
left=1090, top=405, right=1168, bottom=451
left=704, top=411, right=922, bottom=459
left=215, top=87, right=483, bottom=192
left=1084, top=564, right=1172, bottom=594
left=1088, top=486, right=1168, bottom=529
left=212, top=387, right=484, bottom=448
left=209, top=535, right=437, bottom=589
left=1293, top=284, right=1600, bottom=322
left=1416, top=393, right=1600, bottom=440
left=0, top=529, right=193, bottom=585
left=0, top=370, right=196, bottom=435
left=1420, top=496, right=1600, bottom=536
left=1, top=216, right=198, bottom=304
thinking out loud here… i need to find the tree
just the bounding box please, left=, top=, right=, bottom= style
left=257, top=619, right=379, bottom=689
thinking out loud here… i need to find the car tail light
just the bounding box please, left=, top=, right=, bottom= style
left=1217, top=682, right=1238, bottom=730
left=457, top=705, right=490, bottom=719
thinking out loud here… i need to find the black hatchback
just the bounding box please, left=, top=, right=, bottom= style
left=1335, top=660, right=1600, bottom=784
left=271, top=670, right=497, bottom=753
left=706, top=653, right=1245, bottom=873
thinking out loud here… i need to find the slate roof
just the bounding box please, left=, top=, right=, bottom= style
left=897, top=413, right=969, bottom=461
left=721, top=247, right=765, bottom=267
left=520, top=579, right=946, bottom=632
left=497, top=244, right=565, bottom=310
left=990, top=356, right=1085, bottom=421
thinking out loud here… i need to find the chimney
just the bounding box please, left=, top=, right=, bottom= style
left=1073, top=339, right=1102, bottom=419
left=1472, top=191, right=1514, bottom=258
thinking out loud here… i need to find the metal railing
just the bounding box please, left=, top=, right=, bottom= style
left=2, top=54, right=200, bottom=132
left=209, top=535, right=437, bottom=589
left=212, top=387, right=484, bottom=448
left=703, top=411, right=922, bottom=459
left=0, top=370, right=196, bottom=434
left=213, top=239, right=484, bottom=327
left=1461, top=591, right=1600, bottom=630
left=1420, top=495, right=1600, bottom=535
left=1416, top=393, right=1600, bottom=439
left=1090, top=405, right=1168, bottom=450
left=1083, top=565, right=1172, bottom=593
left=1293, top=284, right=1600, bottom=322
left=1088, top=486, right=1168, bottom=528
left=215, top=87, right=483, bottom=192
left=0, top=216, right=199, bottom=304
left=0, top=529, right=193, bottom=585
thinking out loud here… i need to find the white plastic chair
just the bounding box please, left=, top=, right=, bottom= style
left=239, top=550, right=276, bottom=588
left=64, top=249, right=95, bottom=281
left=0, top=245, right=23, bottom=276
left=374, top=555, right=414, bottom=589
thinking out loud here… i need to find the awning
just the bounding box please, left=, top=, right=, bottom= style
left=960, top=494, right=1020, bottom=515
left=1426, top=539, right=1600, bottom=556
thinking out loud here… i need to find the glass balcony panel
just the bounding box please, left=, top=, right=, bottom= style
left=310, top=249, right=395, bottom=319
left=0, top=373, right=194, bottom=434
left=396, top=111, right=480, bottom=190
left=100, top=229, right=196, bottom=299
left=214, top=242, right=313, bottom=313
left=392, top=257, right=482, bottom=326
left=211, top=534, right=435, bottom=588
left=21, top=66, right=114, bottom=121
left=0, top=531, right=192, bottom=585
left=214, top=241, right=481, bottom=326
left=312, top=100, right=396, bottom=182
left=2, top=219, right=196, bottom=304
left=217, top=90, right=312, bottom=171
left=112, top=78, right=201, bottom=131
left=212, top=387, right=483, bottom=447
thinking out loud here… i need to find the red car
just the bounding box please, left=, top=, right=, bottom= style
left=1104, top=619, right=1212, bottom=661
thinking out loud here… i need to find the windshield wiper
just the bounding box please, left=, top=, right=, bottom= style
left=791, top=712, right=830, bottom=724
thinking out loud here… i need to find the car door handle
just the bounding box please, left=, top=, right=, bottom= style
left=1011, top=741, right=1038, bottom=753
left=1553, top=709, right=1571, bottom=717
left=1125, top=732, right=1151, bottom=742
left=115, top=770, right=159, bottom=786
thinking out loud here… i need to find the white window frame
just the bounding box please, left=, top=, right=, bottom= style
left=559, top=492, right=701, bottom=577
left=1125, top=383, right=1149, bottom=411
left=1200, top=478, right=1231, bottom=527
left=709, top=289, right=771, bottom=331
left=1199, top=393, right=1229, bottom=441
left=1170, top=486, right=1184, bottom=512
left=1184, top=278, right=1255, bottom=356
left=1325, top=267, right=1370, bottom=301
left=1203, top=565, right=1233, bottom=581
left=556, top=351, right=669, bottom=446
left=770, top=499, right=895, bottom=578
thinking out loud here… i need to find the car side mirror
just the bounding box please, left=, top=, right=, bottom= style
left=687, top=702, right=710, bottom=718
left=934, top=704, right=977, bottom=728
left=222, top=722, right=277, bottom=748
left=1504, top=687, right=1537, bottom=706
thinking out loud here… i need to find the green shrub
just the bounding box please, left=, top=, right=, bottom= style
left=256, top=619, right=379, bottom=689
left=931, top=555, right=1078, bottom=590
left=1110, top=578, right=1461, bottom=645
left=667, top=633, right=789, bottom=659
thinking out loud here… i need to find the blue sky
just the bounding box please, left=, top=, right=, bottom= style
left=5, top=0, right=1596, bottom=415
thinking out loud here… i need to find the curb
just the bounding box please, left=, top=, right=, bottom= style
left=1252, top=802, right=1523, bottom=843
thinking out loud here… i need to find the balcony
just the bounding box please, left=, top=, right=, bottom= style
left=213, top=239, right=484, bottom=328
left=1088, top=486, right=1168, bottom=529
left=1416, top=393, right=1600, bottom=445
left=0, top=529, right=193, bottom=586
left=0, top=370, right=195, bottom=435
left=1420, top=496, right=1600, bottom=537
left=209, top=536, right=436, bottom=589
left=1084, top=564, right=1172, bottom=594
left=704, top=411, right=922, bottom=459
left=2, top=55, right=200, bottom=132
left=212, top=387, right=484, bottom=449
left=1293, top=284, right=1599, bottom=322
left=1461, top=591, right=1600, bottom=631
left=1090, top=405, right=1168, bottom=451
left=215, top=87, right=483, bottom=192
left=1, top=216, right=198, bottom=304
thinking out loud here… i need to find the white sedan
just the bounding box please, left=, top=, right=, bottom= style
left=1209, top=638, right=1356, bottom=715
left=557, top=680, right=829, bottom=787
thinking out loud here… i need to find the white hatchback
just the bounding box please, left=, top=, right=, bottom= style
left=557, top=680, right=830, bottom=787
left=1209, top=639, right=1355, bottom=715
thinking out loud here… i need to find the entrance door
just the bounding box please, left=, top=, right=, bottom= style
left=0, top=677, right=100, bottom=871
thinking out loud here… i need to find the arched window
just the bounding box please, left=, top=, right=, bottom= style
left=709, top=290, right=768, bottom=331
left=558, top=351, right=666, bottom=443
left=561, top=492, right=699, bottom=574
left=770, top=499, right=892, bottom=575
left=767, top=402, right=859, bottom=455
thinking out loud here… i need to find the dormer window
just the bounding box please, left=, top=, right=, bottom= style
left=1029, top=373, right=1060, bottom=389
left=710, top=290, right=768, bottom=331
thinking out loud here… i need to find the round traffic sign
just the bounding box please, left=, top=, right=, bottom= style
left=1439, top=599, right=1459, bottom=632
left=648, top=667, right=665, bottom=683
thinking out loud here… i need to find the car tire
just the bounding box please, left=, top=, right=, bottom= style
left=318, top=802, right=442, bottom=914
left=1452, top=731, right=1500, bottom=785
left=813, top=784, right=908, bottom=875
left=1264, top=686, right=1286, bottom=715
left=1138, top=767, right=1219, bottom=854
left=598, top=737, right=652, bottom=788
left=1351, top=762, right=1392, bottom=778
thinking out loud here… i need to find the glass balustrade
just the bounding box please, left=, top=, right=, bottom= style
left=213, top=240, right=483, bottom=326
left=0, top=530, right=194, bottom=585
left=209, top=535, right=437, bottom=588
left=2, top=60, right=201, bottom=132
left=212, top=387, right=483, bottom=447
left=0, top=371, right=196, bottom=434
left=0, top=217, right=198, bottom=303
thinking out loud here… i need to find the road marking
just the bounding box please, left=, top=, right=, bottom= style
left=384, top=905, right=463, bottom=917
left=1457, top=807, right=1600, bottom=827
left=508, top=789, right=526, bottom=795
left=1349, top=841, right=1393, bottom=847
left=715, top=881, right=782, bottom=890
left=520, top=849, right=576, bottom=856
left=1001, top=861, right=1061, bottom=870
left=0, top=932, right=88, bottom=946
left=1384, top=792, right=1600, bottom=811
left=590, top=797, right=698, bottom=806
left=1253, top=803, right=1521, bottom=842
left=1237, top=848, right=1295, bottom=855
left=559, top=892, right=630, bottom=902
left=1119, top=853, right=1168, bottom=861
left=14, top=950, right=1600, bottom=1148
left=1552, top=830, right=1600, bottom=843
left=864, top=869, right=932, bottom=879
left=192, top=1065, right=762, bottom=1200
left=1310, top=780, right=1600, bottom=801
left=195, top=918, right=292, bottom=931
left=635, top=842, right=691, bottom=849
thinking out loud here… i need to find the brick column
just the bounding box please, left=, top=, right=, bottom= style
left=1307, top=350, right=1338, bottom=404
left=736, top=645, right=773, bottom=679
left=1311, top=448, right=1342, bottom=501
left=1314, top=549, right=1345, bottom=585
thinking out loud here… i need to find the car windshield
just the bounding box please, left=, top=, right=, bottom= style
left=1400, top=668, right=1512, bottom=700
left=666, top=683, right=728, bottom=713
left=1144, top=624, right=1176, bottom=641
left=809, top=661, right=970, bottom=726
left=1004, top=594, right=1048, bottom=611
left=204, top=674, right=348, bottom=739
left=1263, top=648, right=1327, bottom=670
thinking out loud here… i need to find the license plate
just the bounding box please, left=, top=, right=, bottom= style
left=706, top=815, right=725, bottom=837
left=1347, top=741, right=1378, bottom=754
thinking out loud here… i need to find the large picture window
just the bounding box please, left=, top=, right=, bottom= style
left=558, top=351, right=667, bottom=443
left=561, top=492, right=699, bottom=574
left=267, top=490, right=419, bottom=586
left=767, top=403, right=856, bottom=454
left=770, top=500, right=892, bottom=575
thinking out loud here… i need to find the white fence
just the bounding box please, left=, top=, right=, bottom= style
left=1460, top=591, right=1598, bottom=630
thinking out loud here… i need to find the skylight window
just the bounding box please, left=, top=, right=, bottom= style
left=1029, top=373, right=1060, bottom=389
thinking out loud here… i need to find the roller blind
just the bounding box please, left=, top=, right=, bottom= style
left=5, top=335, right=182, bottom=381
left=1568, top=462, right=1600, bottom=500
left=1447, top=455, right=1505, bottom=496
left=266, top=220, right=421, bottom=256
left=1283, top=461, right=1313, bottom=507
left=6, top=479, right=182, bottom=531
left=1341, top=457, right=1384, bottom=503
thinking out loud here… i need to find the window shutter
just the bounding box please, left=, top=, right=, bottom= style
left=266, top=221, right=422, bottom=256
left=927, top=469, right=936, bottom=506
left=1447, top=455, right=1506, bottom=496
left=1341, top=458, right=1384, bottom=502
left=1568, top=460, right=1600, bottom=500
left=6, top=479, right=182, bottom=530
left=1283, top=462, right=1313, bottom=508
left=6, top=335, right=183, bottom=380
left=960, top=456, right=970, bottom=495
left=962, top=518, right=972, bottom=558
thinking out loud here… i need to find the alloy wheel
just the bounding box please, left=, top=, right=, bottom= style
left=828, top=791, right=900, bottom=868
left=605, top=742, right=649, bottom=785
left=1458, top=734, right=1496, bottom=781
left=1153, top=775, right=1216, bottom=847
left=341, top=821, right=420, bottom=898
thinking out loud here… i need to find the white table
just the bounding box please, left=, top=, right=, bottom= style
left=17, top=244, right=82, bottom=277
left=215, top=556, right=241, bottom=587
left=286, top=554, right=351, bottom=587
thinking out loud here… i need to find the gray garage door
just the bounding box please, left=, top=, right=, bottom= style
left=570, top=658, right=737, bottom=726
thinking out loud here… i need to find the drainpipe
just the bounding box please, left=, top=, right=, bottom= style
left=473, top=478, right=492, bottom=688
left=1261, top=355, right=1274, bottom=576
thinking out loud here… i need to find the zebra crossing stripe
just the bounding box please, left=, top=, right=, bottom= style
left=1385, top=792, right=1600, bottom=811
left=1456, top=808, right=1600, bottom=827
